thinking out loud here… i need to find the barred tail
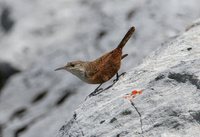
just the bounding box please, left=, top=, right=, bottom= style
left=117, top=26, right=135, bottom=49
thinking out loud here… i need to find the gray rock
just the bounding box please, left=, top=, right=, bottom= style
left=59, top=20, right=200, bottom=137
left=0, top=62, right=20, bottom=91
left=0, top=6, right=14, bottom=33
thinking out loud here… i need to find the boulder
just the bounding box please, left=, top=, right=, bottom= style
left=59, top=20, right=200, bottom=137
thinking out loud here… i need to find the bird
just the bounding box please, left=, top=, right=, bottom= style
left=55, top=26, right=135, bottom=96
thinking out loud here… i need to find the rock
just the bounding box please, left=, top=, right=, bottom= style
left=58, top=20, right=200, bottom=137
left=0, top=6, right=14, bottom=32
left=0, top=62, right=20, bottom=91
left=0, top=124, right=2, bottom=137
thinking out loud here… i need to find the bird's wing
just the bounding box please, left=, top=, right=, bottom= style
left=85, top=66, right=99, bottom=78
left=85, top=53, right=108, bottom=77
left=85, top=51, right=114, bottom=78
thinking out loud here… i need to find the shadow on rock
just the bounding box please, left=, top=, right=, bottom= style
left=0, top=62, right=20, bottom=93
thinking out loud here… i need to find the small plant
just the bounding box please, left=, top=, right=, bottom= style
left=121, top=109, right=132, bottom=115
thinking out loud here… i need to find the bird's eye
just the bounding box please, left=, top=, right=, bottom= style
left=71, top=64, right=75, bottom=67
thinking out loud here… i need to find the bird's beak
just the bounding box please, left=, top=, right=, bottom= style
left=54, top=66, right=65, bottom=71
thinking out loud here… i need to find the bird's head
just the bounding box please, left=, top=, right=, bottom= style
left=55, top=61, right=87, bottom=78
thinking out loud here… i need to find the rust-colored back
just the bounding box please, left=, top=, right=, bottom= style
left=85, top=48, right=122, bottom=84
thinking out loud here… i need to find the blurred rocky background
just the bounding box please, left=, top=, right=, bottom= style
left=0, top=0, right=199, bottom=137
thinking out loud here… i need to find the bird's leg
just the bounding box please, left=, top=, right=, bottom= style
left=86, top=72, right=127, bottom=100
left=94, top=83, right=103, bottom=92
left=113, top=73, right=119, bottom=83
left=103, top=72, right=127, bottom=91
left=87, top=83, right=103, bottom=98
left=113, top=72, right=126, bottom=83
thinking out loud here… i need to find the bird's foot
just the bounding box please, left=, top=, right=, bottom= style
left=85, top=88, right=104, bottom=100
left=120, top=72, right=126, bottom=76
left=113, top=72, right=126, bottom=83
left=85, top=72, right=127, bottom=100
left=90, top=88, right=103, bottom=96
left=104, top=84, right=114, bottom=90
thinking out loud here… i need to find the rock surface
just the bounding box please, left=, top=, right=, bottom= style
left=0, top=0, right=200, bottom=137
left=59, top=20, right=200, bottom=137
left=0, top=62, right=20, bottom=91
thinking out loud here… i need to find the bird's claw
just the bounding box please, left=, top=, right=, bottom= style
left=87, top=88, right=104, bottom=98
left=120, top=72, right=126, bottom=76
left=113, top=72, right=126, bottom=83
left=113, top=79, right=117, bottom=83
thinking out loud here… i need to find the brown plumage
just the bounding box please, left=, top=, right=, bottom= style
left=55, top=26, right=135, bottom=88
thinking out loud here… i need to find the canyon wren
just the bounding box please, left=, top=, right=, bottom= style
left=55, top=26, right=135, bottom=94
